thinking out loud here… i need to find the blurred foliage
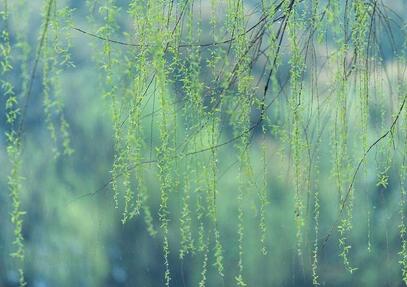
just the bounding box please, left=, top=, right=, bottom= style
left=1, top=0, right=407, bottom=286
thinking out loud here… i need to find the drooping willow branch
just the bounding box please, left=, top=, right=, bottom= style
left=18, top=0, right=54, bottom=139
left=322, top=79, right=407, bottom=249
left=72, top=2, right=286, bottom=49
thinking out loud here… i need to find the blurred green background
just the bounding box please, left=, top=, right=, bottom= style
left=1, top=0, right=407, bottom=286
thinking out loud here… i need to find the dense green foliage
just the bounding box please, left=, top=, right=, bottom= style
left=1, top=0, right=407, bottom=286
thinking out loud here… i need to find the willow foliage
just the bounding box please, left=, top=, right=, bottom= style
left=2, top=0, right=407, bottom=286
